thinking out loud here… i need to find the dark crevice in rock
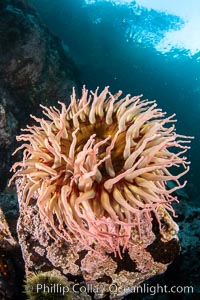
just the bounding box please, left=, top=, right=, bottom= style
left=65, top=273, right=84, bottom=284
left=96, top=275, right=112, bottom=284
left=110, top=247, right=137, bottom=273
left=75, top=249, right=88, bottom=267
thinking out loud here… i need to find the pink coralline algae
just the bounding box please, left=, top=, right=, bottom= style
left=10, top=86, right=193, bottom=299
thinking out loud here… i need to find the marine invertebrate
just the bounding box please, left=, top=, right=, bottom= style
left=24, top=271, right=72, bottom=300
left=9, top=86, right=192, bottom=257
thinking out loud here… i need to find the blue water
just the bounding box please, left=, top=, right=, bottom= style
left=32, top=0, right=200, bottom=204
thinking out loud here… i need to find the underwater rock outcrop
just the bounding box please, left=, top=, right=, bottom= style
left=0, top=1, right=197, bottom=299
left=0, top=0, right=79, bottom=191
left=11, top=85, right=191, bottom=299
left=17, top=183, right=180, bottom=299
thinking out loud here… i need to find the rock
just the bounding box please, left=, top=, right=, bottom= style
left=172, top=200, right=200, bottom=294
left=0, top=0, right=79, bottom=112
left=0, top=206, right=23, bottom=299
left=0, top=189, right=19, bottom=239
left=16, top=180, right=180, bottom=299
left=0, top=207, right=17, bottom=249
left=0, top=0, right=80, bottom=191
left=0, top=88, right=19, bottom=191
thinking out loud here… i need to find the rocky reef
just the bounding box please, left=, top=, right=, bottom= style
left=0, top=0, right=79, bottom=298
left=0, top=0, right=79, bottom=192
left=0, top=1, right=199, bottom=299
left=17, top=181, right=180, bottom=299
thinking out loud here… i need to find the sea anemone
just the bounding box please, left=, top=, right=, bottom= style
left=9, top=86, right=192, bottom=257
